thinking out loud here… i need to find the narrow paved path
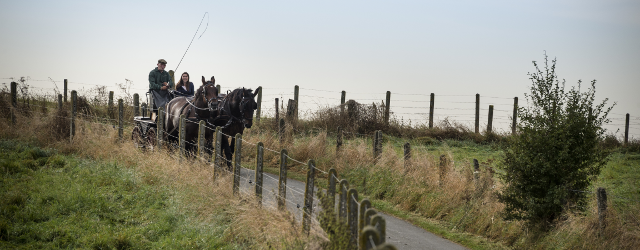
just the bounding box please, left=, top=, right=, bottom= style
left=236, top=167, right=468, bottom=250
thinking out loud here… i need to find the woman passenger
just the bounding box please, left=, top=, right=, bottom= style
left=175, top=72, right=195, bottom=96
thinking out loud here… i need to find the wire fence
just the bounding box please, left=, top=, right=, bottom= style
left=5, top=77, right=639, bottom=141
left=5, top=91, right=397, bottom=249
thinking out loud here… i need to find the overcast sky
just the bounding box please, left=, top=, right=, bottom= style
left=1, top=0, right=638, bottom=137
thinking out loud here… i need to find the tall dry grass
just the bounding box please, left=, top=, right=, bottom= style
left=0, top=100, right=327, bottom=249
left=244, top=112, right=640, bottom=249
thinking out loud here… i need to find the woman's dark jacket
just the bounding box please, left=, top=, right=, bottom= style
left=175, top=82, right=195, bottom=96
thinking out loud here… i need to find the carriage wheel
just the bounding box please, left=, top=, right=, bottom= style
left=147, top=128, right=157, bottom=151
left=131, top=126, right=144, bottom=149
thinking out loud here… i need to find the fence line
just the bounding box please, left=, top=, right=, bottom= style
left=6, top=91, right=393, bottom=248
left=9, top=79, right=638, bottom=141
left=6, top=84, right=638, bottom=249
left=7, top=98, right=344, bottom=246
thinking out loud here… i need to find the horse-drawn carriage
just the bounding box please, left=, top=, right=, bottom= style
left=131, top=76, right=260, bottom=169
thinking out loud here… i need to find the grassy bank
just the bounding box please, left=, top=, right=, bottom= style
left=0, top=140, right=234, bottom=249
left=0, top=106, right=326, bottom=249
left=239, top=121, right=640, bottom=250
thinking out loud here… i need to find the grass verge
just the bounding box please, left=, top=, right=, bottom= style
left=0, top=140, right=233, bottom=249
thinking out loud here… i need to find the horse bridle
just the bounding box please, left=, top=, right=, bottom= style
left=239, top=95, right=254, bottom=124
left=219, top=90, right=256, bottom=128
left=201, top=82, right=218, bottom=115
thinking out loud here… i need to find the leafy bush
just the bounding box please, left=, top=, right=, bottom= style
left=498, top=54, right=614, bottom=227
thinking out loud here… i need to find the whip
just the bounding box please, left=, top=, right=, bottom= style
left=174, top=12, right=209, bottom=73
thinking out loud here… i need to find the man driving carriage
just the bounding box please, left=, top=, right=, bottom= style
left=149, top=59, right=174, bottom=121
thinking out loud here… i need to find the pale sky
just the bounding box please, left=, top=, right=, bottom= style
left=1, top=0, right=638, bottom=138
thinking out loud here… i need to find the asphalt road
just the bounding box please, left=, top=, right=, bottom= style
left=236, top=167, right=468, bottom=250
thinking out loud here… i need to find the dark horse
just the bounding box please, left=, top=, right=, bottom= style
left=164, top=76, right=219, bottom=152
left=216, top=87, right=259, bottom=170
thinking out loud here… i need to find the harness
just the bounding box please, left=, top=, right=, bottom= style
left=166, top=82, right=219, bottom=136
left=216, top=90, right=255, bottom=129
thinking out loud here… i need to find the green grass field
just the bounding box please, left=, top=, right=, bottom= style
left=0, top=140, right=235, bottom=249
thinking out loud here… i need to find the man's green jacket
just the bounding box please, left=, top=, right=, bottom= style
left=148, top=67, right=174, bottom=90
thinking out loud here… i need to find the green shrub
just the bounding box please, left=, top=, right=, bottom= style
left=498, top=54, right=614, bottom=227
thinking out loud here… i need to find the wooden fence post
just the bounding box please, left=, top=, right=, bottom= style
left=341, top=91, right=346, bottom=114
left=373, top=130, right=383, bottom=163
left=179, top=114, right=186, bottom=159
left=487, top=105, right=494, bottom=133
left=347, top=188, right=359, bottom=246
left=213, top=126, right=222, bottom=181
left=404, top=142, right=411, bottom=170
left=198, top=120, right=206, bottom=159
left=63, top=79, right=68, bottom=102
left=275, top=98, right=279, bottom=129
left=384, top=91, right=391, bottom=125
left=512, top=97, right=518, bottom=135
left=473, top=159, right=480, bottom=181
left=473, top=159, right=480, bottom=194
left=303, top=159, right=317, bottom=234
left=278, top=149, right=288, bottom=210
left=286, top=99, right=296, bottom=122
left=475, top=94, right=480, bottom=134
left=279, top=118, right=285, bottom=144
left=57, top=94, right=62, bottom=110
left=109, top=91, right=114, bottom=120
left=439, top=155, right=447, bottom=187
left=10, top=82, right=17, bottom=107
left=255, top=142, right=264, bottom=205
left=216, top=84, right=220, bottom=94
left=168, top=70, right=175, bottom=86
left=364, top=208, right=377, bottom=226
left=133, top=93, right=139, bottom=117
left=359, top=226, right=381, bottom=250
left=10, top=82, right=17, bottom=124
left=429, top=93, right=434, bottom=129
left=597, top=187, right=607, bottom=234
left=118, top=99, right=123, bottom=140
left=70, top=90, right=77, bottom=142
left=337, top=126, right=343, bottom=154
left=358, top=199, right=372, bottom=234
left=378, top=130, right=383, bottom=155
left=294, top=85, right=299, bottom=120
left=233, top=133, right=242, bottom=195
left=328, top=168, right=338, bottom=211
left=373, top=131, right=379, bottom=161
left=339, top=180, right=349, bottom=219
left=255, top=86, right=262, bottom=122
left=625, top=113, right=630, bottom=145
left=156, top=107, right=164, bottom=151
left=371, top=215, right=386, bottom=244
